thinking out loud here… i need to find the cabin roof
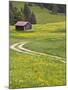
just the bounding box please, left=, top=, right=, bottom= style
left=15, top=21, right=30, bottom=26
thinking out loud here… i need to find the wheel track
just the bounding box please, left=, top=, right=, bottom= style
left=10, top=42, right=66, bottom=63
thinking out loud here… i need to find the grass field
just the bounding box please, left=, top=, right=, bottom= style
left=10, top=21, right=66, bottom=88
left=9, top=1, right=66, bottom=89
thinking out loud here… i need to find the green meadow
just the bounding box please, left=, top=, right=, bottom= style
left=9, top=2, right=66, bottom=89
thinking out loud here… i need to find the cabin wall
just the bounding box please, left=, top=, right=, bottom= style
left=25, top=23, right=32, bottom=30
left=16, top=26, right=24, bottom=30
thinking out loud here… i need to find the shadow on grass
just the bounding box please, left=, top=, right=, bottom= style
left=16, top=29, right=35, bottom=33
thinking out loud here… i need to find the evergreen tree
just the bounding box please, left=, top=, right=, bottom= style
left=9, top=2, right=14, bottom=25
left=9, top=2, right=23, bottom=25
left=27, top=2, right=32, bottom=6
left=51, top=5, right=59, bottom=14
left=58, top=5, right=66, bottom=14
left=30, top=12, right=36, bottom=24
left=23, top=3, right=31, bottom=21
left=13, top=7, right=23, bottom=23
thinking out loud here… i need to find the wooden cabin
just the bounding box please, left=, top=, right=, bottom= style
left=15, top=21, right=32, bottom=31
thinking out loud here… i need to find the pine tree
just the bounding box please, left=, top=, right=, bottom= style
left=13, top=7, right=23, bottom=23
left=9, top=2, right=23, bottom=25
left=23, top=3, right=31, bottom=21
left=9, top=2, right=14, bottom=25
left=52, top=5, right=59, bottom=14
left=30, top=12, right=36, bottom=24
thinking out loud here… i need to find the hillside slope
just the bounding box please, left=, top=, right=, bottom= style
left=12, top=1, right=66, bottom=24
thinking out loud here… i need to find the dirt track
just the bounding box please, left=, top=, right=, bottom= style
left=10, top=42, right=66, bottom=63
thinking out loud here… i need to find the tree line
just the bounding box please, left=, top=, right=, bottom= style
left=34, top=3, right=66, bottom=14
left=9, top=2, right=36, bottom=25
left=9, top=2, right=66, bottom=25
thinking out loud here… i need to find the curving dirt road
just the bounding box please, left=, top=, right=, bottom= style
left=10, top=42, right=66, bottom=63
